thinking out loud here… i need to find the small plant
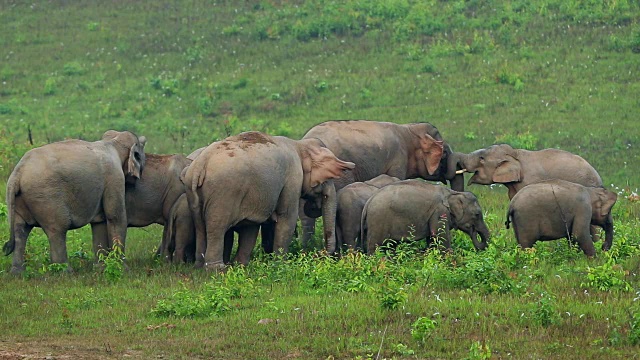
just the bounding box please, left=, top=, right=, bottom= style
left=582, top=256, right=632, bottom=292
left=378, top=283, right=408, bottom=310
left=98, top=240, right=125, bottom=283
left=394, top=343, right=415, bottom=356
left=86, top=22, right=99, bottom=31
left=315, top=81, right=328, bottom=92
left=63, top=61, right=85, bottom=76
left=464, top=132, right=477, bottom=140
left=411, top=317, right=437, bottom=343
left=44, top=77, right=57, bottom=95
left=531, top=291, right=560, bottom=327
left=464, top=341, right=492, bottom=360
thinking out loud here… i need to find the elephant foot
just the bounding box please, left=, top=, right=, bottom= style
left=204, top=262, right=226, bottom=272
left=9, top=264, right=26, bottom=275
left=601, top=243, right=612, bottom=252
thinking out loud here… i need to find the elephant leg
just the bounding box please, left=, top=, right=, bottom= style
left=260, top=222, right=275, bottom=254
left=573, top=213, right=596, bottom=257
left=223, top=230, right=234, bottom=264
left=102, top=190, right=128, bottom=254
left=590, top=225, right=600, bottom=243
left=203, top=227, right=227, bottom=271
left=233, top=225, right=260, bottom=265
left=90, top=222, right=110, bottom=260
left=44, top=228, right=71, bottom=272
left=9, top=220, right=33, bottom=274
left=273, top=213, right=298, bottom=255
left=298, top=201, right=316, bottom=250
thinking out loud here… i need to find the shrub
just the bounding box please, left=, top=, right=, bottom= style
left=411, top=317, right=437, bottom=343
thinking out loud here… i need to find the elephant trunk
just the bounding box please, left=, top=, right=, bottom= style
left=446, top=151, right=466, bottom=192
left=321, top=181, right=338, bottom=254
left=472, top=225, right=490, bottom=251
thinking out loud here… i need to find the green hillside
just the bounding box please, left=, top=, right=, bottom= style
left=1, top=0, right=639, bottom=185
left=1, top=1, right=640, bottom=359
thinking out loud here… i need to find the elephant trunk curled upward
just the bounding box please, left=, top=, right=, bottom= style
left=361, top=180, right=489, bottom=253
left=4, top=130, right=146, bottom=274
left=181, top=131, right=354, bottom=270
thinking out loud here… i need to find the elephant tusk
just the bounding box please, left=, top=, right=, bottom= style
left=455, top=169, right=467, bottom=175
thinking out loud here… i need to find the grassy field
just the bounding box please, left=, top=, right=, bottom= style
left=1, top=1, right=640, bottom=359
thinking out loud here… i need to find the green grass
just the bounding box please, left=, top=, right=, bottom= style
left=1, top=0, right=639, bottom=358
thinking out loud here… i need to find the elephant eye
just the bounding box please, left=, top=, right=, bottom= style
left=134, top=152, right=141, bottom=161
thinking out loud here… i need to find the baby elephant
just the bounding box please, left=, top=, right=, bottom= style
left=361, top=180, right=489, bottom=253
left=506, top=179, right=617, bottom=256
left=336, top=174, right=401, bottom=250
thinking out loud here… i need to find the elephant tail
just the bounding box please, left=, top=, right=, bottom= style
left=159, top=201, right=180, bottom=261
left=4, top=173, right=20, bottom=255
left=360, top=203, right=369, bottom=251
left=505, top=207, right=513, bottom=229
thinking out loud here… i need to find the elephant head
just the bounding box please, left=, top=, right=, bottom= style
left=300, top=144, right=355, bottom=253
left=447, top=192, right=489, bottom=250
left=461, top=144, right=520, bottom=186
left=102, top=130, right=147, bottom=184
left=406, top=123, right=445, bottom=176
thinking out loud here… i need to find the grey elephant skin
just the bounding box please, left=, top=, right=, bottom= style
left=361, top=180, right=490, bottom=254
left=336, top=174, right=401, bottom=250
left=461, top=144, right=602, bottom=199
left=4, top=130, right=147, bottom=274
left=299, top=120, right=466, bottom=246
left=182, top=131, right=355, bottom=270
left=91, top=152, right=195, bottom=264
left=506, top=179, right=617, bottom=256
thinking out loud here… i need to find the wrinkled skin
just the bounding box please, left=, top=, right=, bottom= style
left=336, top=174, right=401, bottom=250
left=461, top=144, right=603, bottom=199
left=89, top=152, right=195, bottom=264
left=182, top=131, right=355, bottom=270
left=361, top=180, right=490, bottom=254
left=4, top=130, right=147, bottom=274
left=506, top=179, right=617, bottom=255
left=299, top=120, right=464, bottom=247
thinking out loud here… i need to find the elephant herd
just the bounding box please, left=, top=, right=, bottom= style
left=3, top=120, right=617, bottom=274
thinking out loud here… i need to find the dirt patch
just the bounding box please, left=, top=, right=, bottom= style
left=236, top=131, right=274, bottom=145
left=0, top=340, right=143, bottom=360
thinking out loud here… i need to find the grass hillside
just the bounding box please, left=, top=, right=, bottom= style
left=0, top=1, right=639, bottom=359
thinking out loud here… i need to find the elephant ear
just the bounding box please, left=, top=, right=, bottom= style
left=595, top=189, right=618, bottom=217
left=302, top=146, right=355, bottom=189
left=447, top=193, right=465, bottom=222
left=419, top=134, right=444, bottom=175
left=492, top=157, right=521, bottom=183
left=126, top=135, right=146, bottom=183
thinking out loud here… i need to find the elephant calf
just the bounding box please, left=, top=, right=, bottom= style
left=336, top=174, right=400, bottom=250
left=361, top=180, right=489, bottom=254
left=505, top=179, right=617, bottom=256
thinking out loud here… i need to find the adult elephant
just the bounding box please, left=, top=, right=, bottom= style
left=298, top=120, right=464, bottom=247
left=182, top=131, right=355, bottom=270
left=89, top=152, right=193, bottom=263
left=4, top=130, right=146, bottom=274
left=460, top=144, right=603, bottom=199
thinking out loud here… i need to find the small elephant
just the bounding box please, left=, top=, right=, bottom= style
left=300, top=120, right=466, bottom=247
left=336, top=174, right=400, bottom=250
left=159, top=193, right=196, bottom=263
left=4, top=130, right=146, bottom=273
left=460, top=144, right=602, bottom=199
left=505, top=179, right=617, bottom=256
left=361, top=180, right=490, bottom=254
left=182, top=131, right=355, bottom=270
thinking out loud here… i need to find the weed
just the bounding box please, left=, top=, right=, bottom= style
left=630, top=307, right=640, bottom=345
left=44, top=77, right=57, bottom=95
left=377, top=282, right=408, bottom=310
left=464, top=341, right=492, bottom=360
left=394, top=343, right=415, bottom=356
left=531, top=291, right=560, bottom=327
left=98, top=241, right=125, bottom=283
left=63, top=62, right=85, bottom=76
left=411, top=317, right=437, bottom=344
left=582, top=254, right=632, bottom=292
